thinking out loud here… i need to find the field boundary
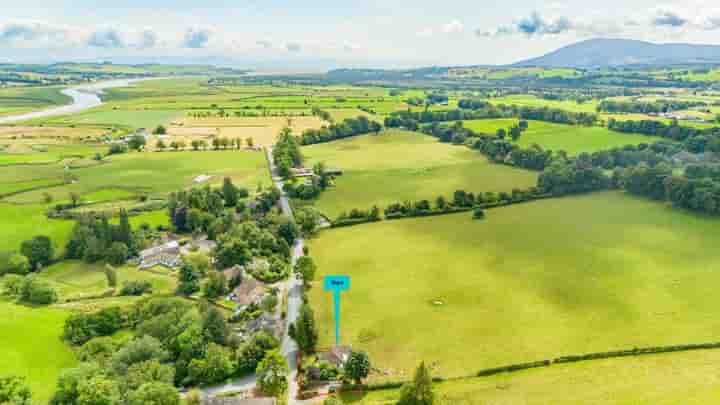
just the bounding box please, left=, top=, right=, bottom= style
left=340, top=340, right=720, bottom=393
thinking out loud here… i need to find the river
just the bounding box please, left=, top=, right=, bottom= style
left=0, top=79, right=149, bottom=125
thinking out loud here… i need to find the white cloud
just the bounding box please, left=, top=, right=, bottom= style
left=441, top=20, right=464, bottom=34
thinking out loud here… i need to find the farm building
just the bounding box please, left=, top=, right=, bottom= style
left=228, top=275, right=269, bottom=308
left=240, top=313, right=283, bottom=339
left=290, top=167, right=314, bottom=178
left=318, top=345, right=352, bottom=368
left=138, top=241, right=182, bottom=269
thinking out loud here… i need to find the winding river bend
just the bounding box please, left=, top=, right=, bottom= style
left=0, top=79, right=147, bottom=124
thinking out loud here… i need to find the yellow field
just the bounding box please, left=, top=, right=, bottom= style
left=0, top=126, right=107, bottom=140
left=168, top=115, right=328, bottom=146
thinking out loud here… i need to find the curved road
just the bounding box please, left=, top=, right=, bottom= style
left=0, top=78, right=151, bottom=124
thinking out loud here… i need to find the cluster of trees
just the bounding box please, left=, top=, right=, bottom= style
left=386, top=105, right=595, bottom=130
left=3, top=274, right=58, bottom=305
left=538, top=157, right=610, bottom=196
left=57, top=297, right=283, bottom=403
left=598, top=99, right=707, bottom=114
left=608, top=118, right=720, bottom=150
left=167, top=179, right=249, bottom=236
left=311, top=106, right=333, bottom=122
left=284, top=162, right=334, bottom=201
left=65, top=210, right=139, bottom=266
left=0, top=375, right=32, bottom=405
left=297, top=116, right=382, bottom=146
left=618, top=164, right=720, bottom=215
left=273, top=128, right=304, bottom=178
left=333, top=206, right=381, bottom=227
left=156, top=137, right=256, bottom=152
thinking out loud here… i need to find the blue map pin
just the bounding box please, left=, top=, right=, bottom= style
left=323, top=275, right=350, bottom=346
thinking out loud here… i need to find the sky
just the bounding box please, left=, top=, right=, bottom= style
left=2, top=0, right=720, bottom=70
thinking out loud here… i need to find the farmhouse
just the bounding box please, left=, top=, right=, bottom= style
left=228, top=275, right=269, bottom=308
left=240, top=313, right=282, bottom=339
left=290, top=167, right=314, bottom=178
left=318, top=345, right=352, bottom=368
left=138, top=241, right=182, bottom=269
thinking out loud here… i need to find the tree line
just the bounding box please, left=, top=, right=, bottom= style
left=298, top=116, right=382, bottom=146
left=598, top=99, right=707, bottom=114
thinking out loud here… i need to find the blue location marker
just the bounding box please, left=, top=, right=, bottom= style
left=323, top=275, right=350, bottom=346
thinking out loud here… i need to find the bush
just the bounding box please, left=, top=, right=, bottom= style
left=6, top=254, right=30, bottom=275
left=472, top=207, right=485, bottom=220
left=63, top=306, right=126, bottom=345
left=4, top=275, right=58, bottom=305
left=120, top=280, right=153, bottom=296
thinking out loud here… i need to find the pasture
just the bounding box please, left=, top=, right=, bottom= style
left=462, top=119, right=662, bottom=154
left=3, top=149, right=270, bottom=204
left=0, top=86, right=71, bottom=117
left=487, top=94, right=599, bottom=113
left=302, top=130, right=538, bottom=218
left=308, top=192, right=720, bottom=380
left=342, top=349, right=720, bottom=404
left=0, top=300, right=76, bottom=403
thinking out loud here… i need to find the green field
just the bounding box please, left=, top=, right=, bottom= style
left=308, top=192, right=720, bottom=380
left=0, top=86, right=71, bottom=116
left=0, top=300, right=76, bottom=403
left=4, top=149, right=270, bottom=204
left=30, top=108, right=183, bottom=129
left=302, top=130, right=538, bottom=218
left=486, top=94, right=599, bottom=113
left=38, top=260, right=177, bottom=300
left=342, top=349, right=720, bottom=404
left=462, top=119, right=662, bottom=154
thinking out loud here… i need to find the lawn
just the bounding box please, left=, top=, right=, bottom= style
left=0, top=300, right=76, bottom=403
left=302, top=130, right=538, bottom=219
left=38, top=260, right=177, bottom=300
left=308, top=191, right=720, bottom=380
left=462, top=119, right=662, bottom=154
left=342, top=349, right=720, bottom=404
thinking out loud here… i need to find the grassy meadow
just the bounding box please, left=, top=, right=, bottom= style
left=487, top=94, right=599, bottom=113
left=38, top=260, right=177, bottom=300
left=341, top=349, right=720, bottom=404
left=4, top=149, right=270, bottom=204
left=308, top=191, right=720, bottom=380
left=0, top=300, right=76, bottom=403
left=462, top=119, right=662, bottom=154
left=302, top=130, right=538, bottom=218
left=0, top=86, right=71, bottom=117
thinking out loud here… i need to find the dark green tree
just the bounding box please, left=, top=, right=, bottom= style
left=20, top=235, right=54, bottom=270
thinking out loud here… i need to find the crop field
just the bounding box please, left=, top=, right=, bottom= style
left=0, top=300, right=76, bottom=403
left=600, top=113, right=720, bottom=129
left=486, top=94, right=599, bottom=113
left=341, top=349, right=720, bottom=404
left=38, top=260, right=177, bottom=300
left=302, top=130, right=538, bottom=218
left=0, top=86, right=71, bottom=116
left=308, top=192, right=720, bottom=380
left=461, top=119, right=662, bottom=154
left=169, top=115, right=328, bottom=146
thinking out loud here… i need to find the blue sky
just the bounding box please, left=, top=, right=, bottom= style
left=1, top=0, right=720, bottom=70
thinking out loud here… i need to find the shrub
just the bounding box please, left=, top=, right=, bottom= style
left=6, top=254, right=30, bottom=275
left=120, top=280, right=153, bottom=296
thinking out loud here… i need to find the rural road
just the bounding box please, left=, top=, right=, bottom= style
left=266, top=146, right=304, bottom=405
left=0, top=78, right=154, bottom=124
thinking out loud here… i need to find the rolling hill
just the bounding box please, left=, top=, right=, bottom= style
left=514, top=38, right=720, bottom=68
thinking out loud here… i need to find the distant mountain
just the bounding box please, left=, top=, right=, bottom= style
left=514, top=38, right=720, bottom=68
